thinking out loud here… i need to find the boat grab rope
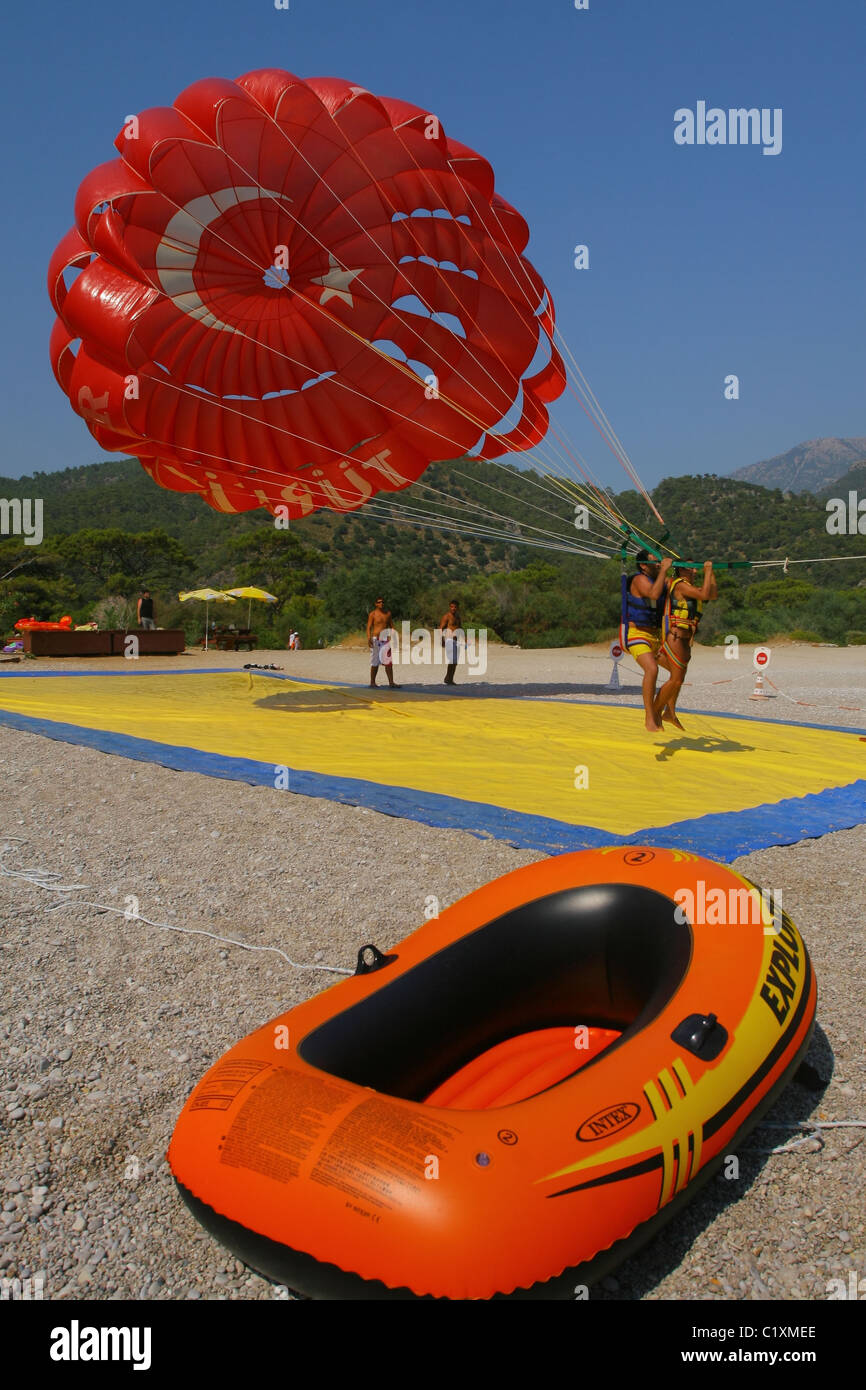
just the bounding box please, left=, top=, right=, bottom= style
left=744, top=1120, right=866, bottom=1156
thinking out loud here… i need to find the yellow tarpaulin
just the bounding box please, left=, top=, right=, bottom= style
left=1, top=671, right=863, bottom=856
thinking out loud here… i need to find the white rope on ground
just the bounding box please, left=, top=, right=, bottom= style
left=744, top=1121, right=866, bottom=1156
left=3, top=849, right=864, bottom=1139
left=762, top=675, right=866, bottom=715
left=0, top=838, right=353, bottom=976
left=681, top=670, right=754, bottom=689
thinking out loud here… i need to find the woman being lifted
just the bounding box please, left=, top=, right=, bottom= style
left=654, top=561, right=717, bottom=730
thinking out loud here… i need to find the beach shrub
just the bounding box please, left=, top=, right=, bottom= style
left=320, top=557, right=428, bottom=628
left=92, top=595, right=135, bottom=628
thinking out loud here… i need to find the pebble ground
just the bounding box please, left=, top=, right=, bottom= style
left=1, top=642, right=863, bottom=1301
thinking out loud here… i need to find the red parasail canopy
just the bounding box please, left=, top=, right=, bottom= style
left=48, top=69, right=565, bottom=520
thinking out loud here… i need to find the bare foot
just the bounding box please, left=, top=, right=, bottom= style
left=662, top=712, right=685, bottom=730
left=645, top=716, right=663, bottom=733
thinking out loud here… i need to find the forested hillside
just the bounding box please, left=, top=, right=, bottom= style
left=2, top=455, right=865, bottom=647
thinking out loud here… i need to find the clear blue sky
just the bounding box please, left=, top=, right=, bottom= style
left=4, top=0, right=864, bottom=491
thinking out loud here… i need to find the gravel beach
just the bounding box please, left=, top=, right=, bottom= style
left=1, top=641, right=864, bottom=1301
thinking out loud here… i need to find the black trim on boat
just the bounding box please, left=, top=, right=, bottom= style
left=299, top=884, right=692, bottom=1102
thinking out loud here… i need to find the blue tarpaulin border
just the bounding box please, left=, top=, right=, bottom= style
left=1, top=706, right=863, bottom=862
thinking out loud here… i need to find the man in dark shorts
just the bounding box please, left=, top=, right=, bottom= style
left=137, top=590, right=156, bottom=630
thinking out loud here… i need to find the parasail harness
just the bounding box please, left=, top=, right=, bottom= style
left=619, top=570, right=664, bottom=652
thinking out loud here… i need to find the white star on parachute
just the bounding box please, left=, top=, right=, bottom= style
left=312, top=254, right=364, bottom=306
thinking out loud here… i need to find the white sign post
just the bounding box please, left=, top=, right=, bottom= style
left=750, top=646, right=774, bottom=700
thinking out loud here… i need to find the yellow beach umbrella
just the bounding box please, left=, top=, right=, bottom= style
left=225, top=586, right=278, bottom=627
left=178, top=588, right=236, bottom=651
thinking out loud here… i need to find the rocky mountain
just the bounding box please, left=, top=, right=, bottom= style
left=818, top=460, right=866, bottom=499
left=730, top=437, right=866, bottom=494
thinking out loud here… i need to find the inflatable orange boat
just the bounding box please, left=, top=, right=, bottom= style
left=14, top=616, right=72, bottom=630
left=169, top=847, right=816, bottom=1299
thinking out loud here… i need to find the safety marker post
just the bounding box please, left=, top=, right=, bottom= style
left=606, top=640, right=624, bottom=692
left=749, top=645, right=775, bottom=700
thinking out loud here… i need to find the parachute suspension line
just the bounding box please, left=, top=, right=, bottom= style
left=356, top=511, right=609, bottom=557
left=125, top=132, right=605, bottom=530
left=200, top=93, right=633, bottom=526
left=392, top=471, right=622, bottom=552
left=114, top=359, right=602, bottom=553
left=464, top=455, right=632, bottom=543
left=115, top=352, right=613, bottom=551
left=448, top=465, right=629, bottom=544
left=192, top=114, right=585, bottom=484
left=116, top=139, right=629, bottom=544
left=103, top=86, right=650, bottom=551
left=128, top=399, right=598, bottom=553
left=454, top=179, right=649, bottom=490
left=127, top=356, right=618, bottom=544
left=349, top=481, right=619, bottom=555
left=333, top=480, right=614, bottom=555
left=437, top=159, right=663, bottom=523
left=559, top=355, right=663, bottom=522
left=381, top=121, right=646, bottom=523
left=100, top=170, right=602, bottom=532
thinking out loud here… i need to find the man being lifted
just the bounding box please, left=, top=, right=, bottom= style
left=621, top=552, right=671, bottom=733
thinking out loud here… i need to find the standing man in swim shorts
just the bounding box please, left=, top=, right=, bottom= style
left=654, top=562, right=717, bottom=730
left=366, top=596, right=401, bottom=689
left=439, top=599, right=464, bottom=686
left=621, top=552, right=671, bottom=733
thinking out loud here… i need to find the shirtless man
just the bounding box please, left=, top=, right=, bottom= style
left=622, top=552, right=672, bottom=733
left=439, top=599, right=463, bottom=686
left=366, top=596, right=400, bottom=689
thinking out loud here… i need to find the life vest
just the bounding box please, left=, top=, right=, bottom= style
left=664, top=576, right=702, bottom=637
left=620, top=572, right=664, bottom=631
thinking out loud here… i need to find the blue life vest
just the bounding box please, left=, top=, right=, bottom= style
left=621, top=572, right=663, bottom=629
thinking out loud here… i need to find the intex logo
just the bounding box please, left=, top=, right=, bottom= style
left=577, top=1102, right=641, bottom=1142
